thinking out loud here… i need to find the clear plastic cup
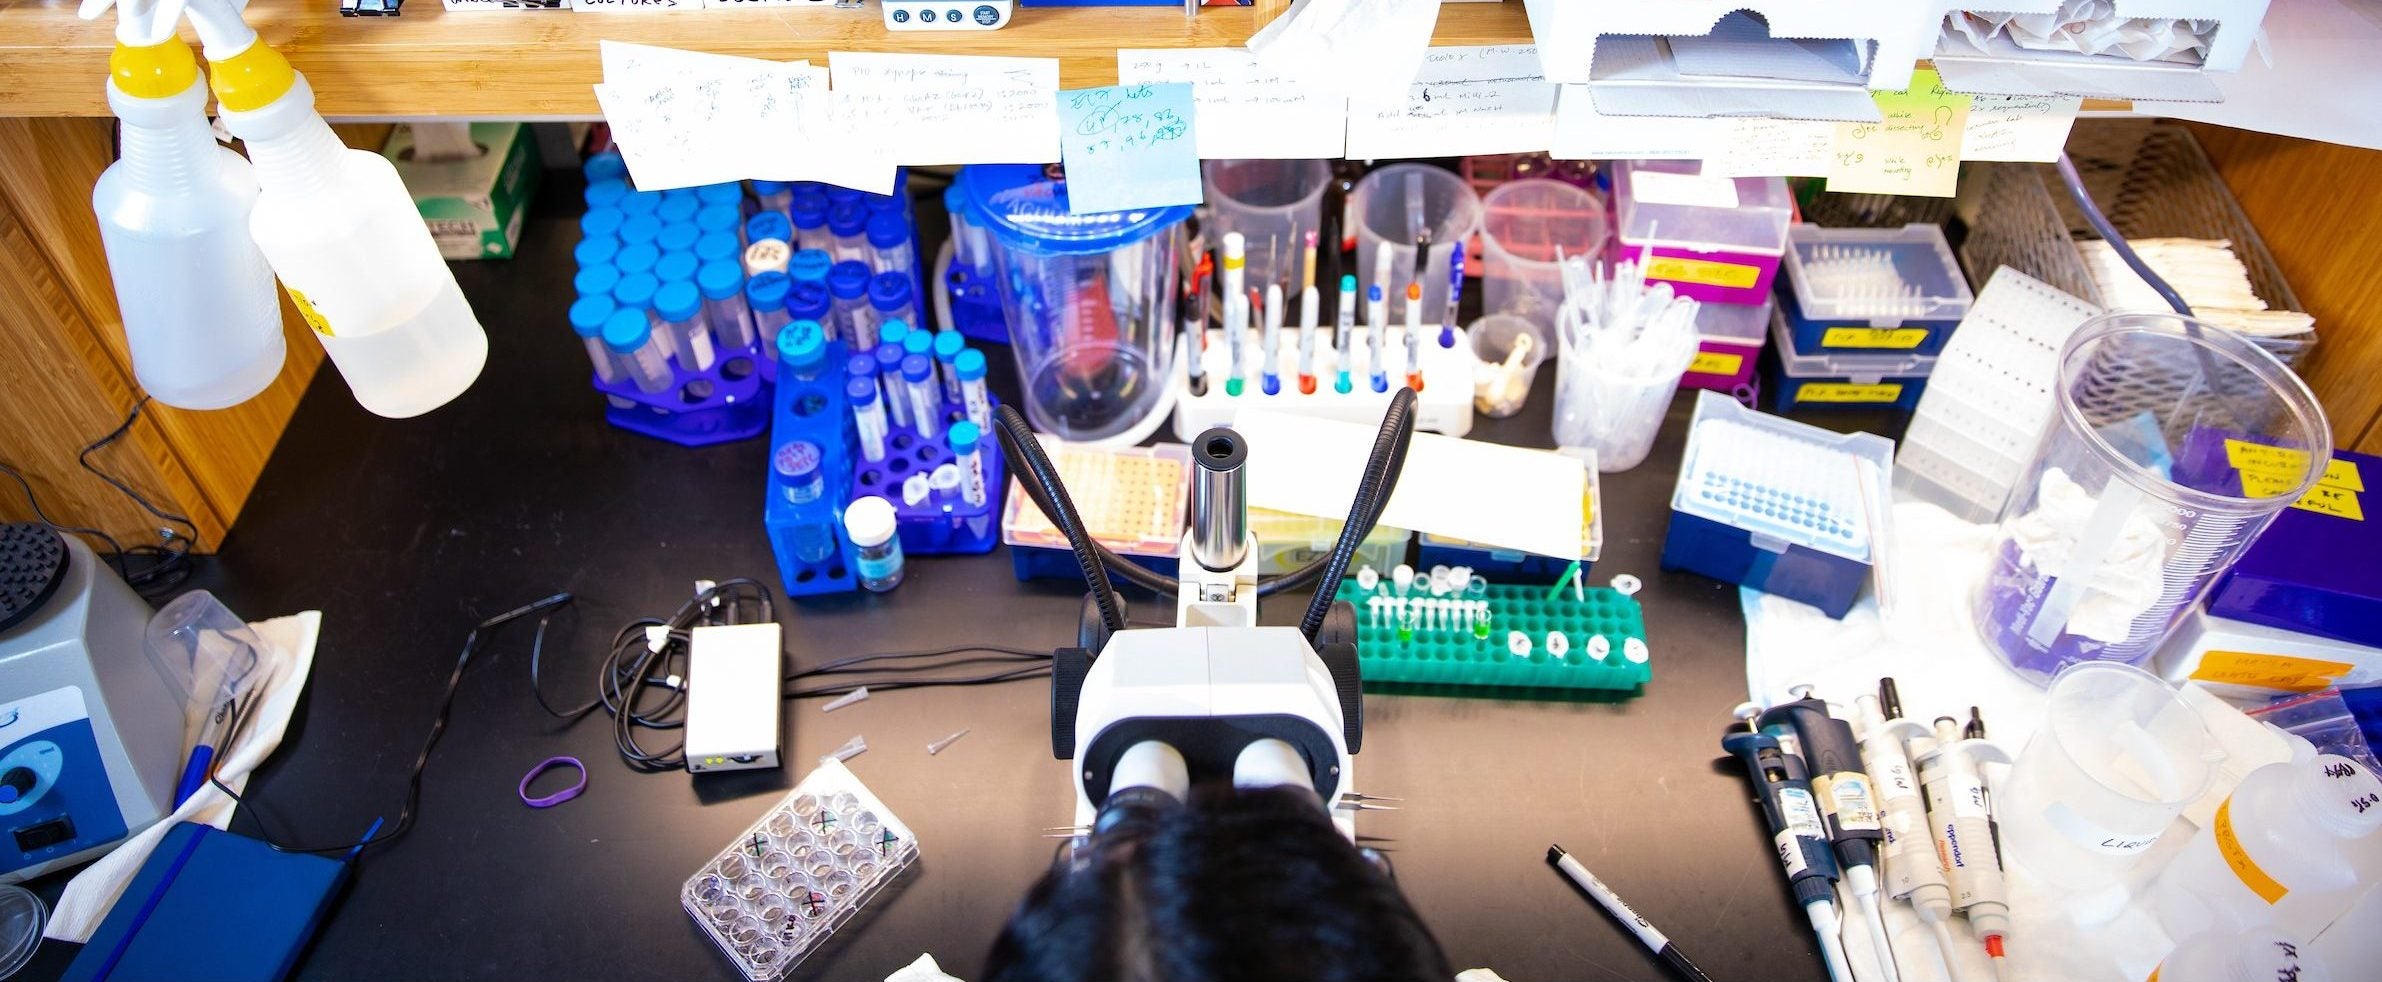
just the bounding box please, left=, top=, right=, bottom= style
left=1202, top=159, right=1332, bottom=292
left=1351, top=164, right=1482, bottom=326
left=1468, top=314, right=1545, bottom=419
left=1480, top=179, right=1607, bottom=348
left=1550, top=303, right=1693, bottom=472
left=1999, top=662, right=2220, bottom=891
left=1974, top=312, right=2332, bottom=683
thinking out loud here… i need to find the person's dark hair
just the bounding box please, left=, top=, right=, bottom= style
left=983, top=785, right=1452, bottom=982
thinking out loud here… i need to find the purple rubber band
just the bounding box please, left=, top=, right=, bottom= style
left=519, top=756, right=587, bottom=808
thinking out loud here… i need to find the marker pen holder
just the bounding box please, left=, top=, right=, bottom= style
left=1168, top=327, right=1479, bottom=440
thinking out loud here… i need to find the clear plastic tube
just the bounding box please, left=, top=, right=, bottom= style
left=876, top=345, right=913, bottom=429
left=829, top=203, right=870, bottom=265
left=698, top=260, right=755, bottom=350
left=902, top=354, right=942, bottom=439
left=849, top=377, right=889, bottom=463
left=747, top=272, right=794, bottom=361
left=569, top=295, right=624, bottom=384
left=950, top=421, right=987, bottom=508
left=655, top=281, right=716, bottom=371
left=866, top=212, right=915, bottom=279
left=604, top=309, right=674, bottom=394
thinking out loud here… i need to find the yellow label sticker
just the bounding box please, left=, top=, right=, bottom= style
left=2189, top=650, right=2356, bottom=693
left=2326, top=459, right=2367, bottom=492
left=286, top=288, right=334, bottom=338
left=2225, top=440, right=2364, bottom=491
left=1820, top=327, right=1930, bottom=349
left=2214, top=798, right=2290, bottom=904
left=1797, top=382, right=1904, bottom=404
left=2293, top=485, right=2365, bottom=521
left=1688, top=350, right=1746, bottom=376
left=1644, top=256, right=1761, bottom=290
left=2239, top=468, right=2302, bottom=500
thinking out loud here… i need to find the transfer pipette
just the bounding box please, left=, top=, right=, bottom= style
left=1262, top=282, right=1284, bottom=395
left=1762, top=688, right=1898, bottom=982
left=1441, top=241, right=1464, bottom=349
left=1365, top=284, right=1388, bottom=393
left=1725, top=704, right=1854, bottom=982
left=1858, top=681, right=1965, bottom=981
left=1297, top=281, right=1319, bottom=394
left=1914, top=714, right=2011, bottom=975
left=1223, top=232, right=1246, bottom=398
left=1334, top=275, right=1357, bottom=394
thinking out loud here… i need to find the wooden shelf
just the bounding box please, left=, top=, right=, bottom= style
left=0, top=0, right=1534, bottom=117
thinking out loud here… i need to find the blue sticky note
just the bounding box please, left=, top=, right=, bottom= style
left=1058, top=82, right=1202, bottom=216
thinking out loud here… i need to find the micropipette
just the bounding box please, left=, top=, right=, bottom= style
left=1366, top=284, right=1388, bottom=393
left=1914, top=713, right=2011, bottom=974
left=1441, top=241, right=1464, bottom=349
left=1262, top=282, right=1284, bottom=396
left=1297, top=280, right=1319, bottom=395
left=1724, top=704, right=1855, bottom=982
left=1762, top=688, right=1898, bottom=982
left=1334, top=275, right=1357, bottom=394
left=1858, top=680, right=1965, bottom=980
left=1223, top=232, right=1247, bottom=398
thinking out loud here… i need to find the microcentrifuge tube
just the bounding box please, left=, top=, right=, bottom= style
left=1588, top=635, right=1612, bottom=662
left=1396, top=606, right=1416, bottom=642
left=1356, top=565, right=1379, bottom=592
left=1546, top=631, right=1570, bottom=659
left=1507, top=631, right=1532, bottom=658
left=1392, top=564, right=1415, bottom=596
left=1428, top=567, right=1450, bottom=596
left=1623, top=638, right=1649, bottom=664
left=1473, top=608, right=1494, bottom=640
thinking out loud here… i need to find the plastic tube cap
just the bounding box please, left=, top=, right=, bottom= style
left=847, top=377, right=879, bottom=406
left=695, top=204, right=740, bottom=235
left=791, top=196, right=828, bottom=230
left=601, top=308, right=652, bottom=354
left=955, top=348, right=987, bottom=382
left=826, top=186, right=863, bottom=206
left=655, top=281, right=702, bottom=322
left=655, top=251, right=699, bottom=284
left=745, top=271, right=791, bottom=313
left=933, top=330, right=964, bottom=364
left=574, top=237, right=619, bottom=269
left=613, top=273, right=660, bottom=310
left=875, top=343, right=905, bottom=373
left=745, top=211, right=792, bottom=245
left=776, top=441, right=821, bottom=481
left=580, top=207, right=625, bottom=239
left=844, top=496, right=899, bottom=548
left=585, top=179, right=630, bottom=209
left=901, top=353, right=934, bottom=384
left=880, top=319, right=912, bottom=350
left=847, top=354, right=877, bottom=379
left=948, top=421, right=981, bottom=457
left=619, top=190, right=663, bottom=217
left=901, top=330, right=932, bottom=358
left=574, top=265, right=621, bottom=299
left=568, top=295, right=616, bottom=339
left=696, top=260, right=743, bottom=301
left=779, top=320, right=826, bottom=367
left=866, top=212, right=910, bottom=249
left=657, top=196, right=700, bottom=225
left=696, top=183, right=743, bottom=207
left=829, top=261, right=872, bottom=300
left=657, top=223, right=701, bottom=255
left=869, top=273, right=913, bottom=312
left=753, top=180, right=790, bottom=197
left=829, top=202, right=868, bottom=236
left=789, top=250, right=834, bottom=284
left=585, top=154, right=626, bottom=181
left=789, top=282, right=832, bottom=322
left=614, top=243, right=660, bottom=276
left=695, top=231, right=740, bottom=264
left=619, top=214, right=663, bottom=247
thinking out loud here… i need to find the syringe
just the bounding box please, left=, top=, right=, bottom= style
left=1857, top=680, right=1965, bottom=980
left=1365, top=284, right=1388, bottom=393
left=1914, top=712, right=2011, bottom=974
left=1724, top=704, right=1854, bottom=982
left=1762, top=688, right=1898, bottom=982
left=1297, top=280, right=1319, bottom=395
left=1222, top=232, right=1247, bottom=398
left=1333, top=275, right=1357, bottom=395
left=1262, top=282, right=1285, bottom=396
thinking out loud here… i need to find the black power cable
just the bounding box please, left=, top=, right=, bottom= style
left=0, top=395, right=197, bottom=595
left=993, top=404, right=1129, bottom=633
left=1297, top=387, right=1417, bottom=641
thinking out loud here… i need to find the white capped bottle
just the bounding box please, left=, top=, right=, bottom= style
left=2149, top=925, right=2328, bottom=982
left=91, top=35, right=283, bottom=410
left=188, top=0, right=485, bottom=418
left=2151, top=754, right=2382, bottom=939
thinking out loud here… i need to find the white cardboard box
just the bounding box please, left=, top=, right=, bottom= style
left=2154, top=607, right=2382, bottom=702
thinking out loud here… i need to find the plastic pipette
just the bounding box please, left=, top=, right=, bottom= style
left=1725, top=705, right=1855, bottom=982
left=1858, top=682, right=1966, bottom=981
left=1763, top=689, right=1898, bottom=982
left=1914, top=714, right=2011, bottom=975
left=1334, top=275, right=1357, bottom=394
left=1223, top=233, right=1247, bottom=398
left=1297, top=282, right=1319, bottom=395
left=1262, top=282, right=1284, bottom=396
left=1441, top=241, right=1464, bottom=349
left=1365, top=284, right=1388, bottom=393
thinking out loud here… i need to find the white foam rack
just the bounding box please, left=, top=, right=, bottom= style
left=1168, top=327, right=1478, bottom=441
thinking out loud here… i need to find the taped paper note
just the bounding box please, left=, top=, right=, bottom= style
left=1710, top=117, right=1836, bottom=178
left=1549, top=85, right=1718, bottom=160
left=1235, top=410, right=1585, bottom=559
left=1345, top=45, right=1557, bottom=160
left=1962, top=93, right=2082, bottom=162
left=829, top=52, right=1061, bottom=165
left=1058, top=83, right=1202, bottom=215
left=598, top=52, right=894, bottom=193
left=1117, top=49, right=1347, bottom=159
left=1247, top=0, right=1442, bottom=96
left=1826, top=69, right=1969, bottom=198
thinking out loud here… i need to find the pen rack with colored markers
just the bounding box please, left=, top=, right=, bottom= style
left=1167, top=327, right=1479, bottom=440
left=849, top=391, right=1005, bottom=556
left=763, top=343, right=867, bottom=597
left=1344, top=579, right=1651, bottom=692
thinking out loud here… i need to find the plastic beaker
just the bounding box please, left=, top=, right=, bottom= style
left=1202, top=159, right=1332, bottom=293
left=1999, top=662, right=2219, bottom=891
left=1550, top=303, right=1693, bottom=472
left=957, top=165, right=1187, bottom=444
left=1351, top=164, right=1482, bottom=326
left=1974, top=311, right=2331, bottom=683
left=1480, top=179, right=1607, bottom=348
left=1469, top=314, right=1545, bottom=419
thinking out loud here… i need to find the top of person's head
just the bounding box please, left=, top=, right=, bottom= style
left=982, top=784, right=1452, bottom=982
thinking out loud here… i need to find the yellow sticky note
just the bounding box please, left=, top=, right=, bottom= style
left=2293, top=485, right=2365, bottom=521
left=1688, top=350, right=1745, bottom=376
left=1826, top=70, right=1969, bottom=198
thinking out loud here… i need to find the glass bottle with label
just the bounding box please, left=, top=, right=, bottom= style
left=844, top=496, right=904, bottom=593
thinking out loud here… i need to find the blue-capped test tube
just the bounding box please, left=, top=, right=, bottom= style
left=932, top=330, right=965, bottom=404
left=875, top=342, right=913, bottom=429
left=954, top=348, right=992, bottom=435
left=603, top=308, right=674, bottom=395
left=948, top=421, right=987, bottom=508
left=869, top=273, right=917, bottom=342
left=654, top=280, right=715, bottom=371
left=615, top=242, right=660, bottom=278
left=752, top=180, right=792, bottom=216
left=881, top=319, right=912, bottom=368
left=778, top=319, right=827, bottom=382
left=848, top=377, right=889, bottom=463
left=791, top=194, right=831, bottom=254
left=900, top=330, right=934, bottom=405
left=574, top=235, right=619, bottom=270
left=902, top=354, right=942, bottom=440
left=620, top=214, right=662, bottom=248
left=695, top=231, right=740, bottom=267
left=746, top=211, right=792, bottom=249
left=697, top=260, right=754, bottom=351
left=619, top=189, right=663, bottom=217
left=745, top=271, right=792, bottom=361
left=584, top=178, right=629, bottom=211
left=580, top=207, right=624, bottom=244
left=789, top=249, right=833, bottom=288
left=789, top=281, right=833, bottom=345
left=696, top=204, right=740, bottom=241
left=655, top=250, right=698, bottom=286
left=829, top=261, right=875, bottom=350
left=828, top=203, right=869, bottom=265
left=696, top=182, right=742, bottom=210
left=569, top=294, right=624, bottom=385
left=658, top=195, right=700, bottom=227
left=658, top=223, right=700, bottom=257
left=575, top=264, right=620, bottom=302
left=865, top=213, right=914, bottom=280
left=615, top=271, right=678, bottom=364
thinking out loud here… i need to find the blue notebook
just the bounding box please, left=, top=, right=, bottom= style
left=65, top=822, right=349, bottom=982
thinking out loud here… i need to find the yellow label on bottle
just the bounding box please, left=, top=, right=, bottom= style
left=2189, top=650, right=2356, bottom=693
left=2293, top=484, right=2366, bottom=521
left=1643, top=256, right=1760, bottom=290
left=1797, top=382, right=1903, bottom=404
left=1688, top=350, right=1745, bottom=376
left=2213, top=798, right=2290, bottom=904
left=286, top=288, right=334, bottom=338
left=1820, top=327, right=1930, bottom=349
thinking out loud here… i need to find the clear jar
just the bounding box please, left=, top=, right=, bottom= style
left=844, top=496, right=904, bottom=592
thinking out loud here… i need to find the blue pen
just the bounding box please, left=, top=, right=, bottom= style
left=172, top=692, right=240, bottom=807
left=1441, top=241, right=1464, bottom=348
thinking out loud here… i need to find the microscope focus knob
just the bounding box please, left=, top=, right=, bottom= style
left=1317, top=639, right=1364, bottom=754
left=0, top=767, right=33, bottom=805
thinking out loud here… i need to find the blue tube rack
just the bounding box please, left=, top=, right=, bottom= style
left=850, top=394, right=1004, bottom=556
left=764, top=343, right=866, bottom=597
left=594, top=348, right=773, bottom=447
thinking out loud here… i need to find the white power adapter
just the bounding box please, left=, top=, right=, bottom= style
left=685, top=622, right=784, bottom=773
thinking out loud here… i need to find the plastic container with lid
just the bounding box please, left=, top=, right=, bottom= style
left=1480, top=178, right=1608, bottom=346
left=1679, top=299, right=1770, bottom=396
left=568, top=294, right=624, bottom=385
left=1762, top=305, right=1935, bottom=413
left=955, top=163, right=1187, bottom=444
left=845, top=495, right=905, bottom=593
left=1778, top=224, right=1974, bottom=356
left=1351, top=163, right=1483, bottom=325
left=1611, top=160, right=1792, bottom=306
left=1999, top=662, right=2218, bottom=890
left=696, top=260, right=754, bottom=351
left=1202, top=159, right=1333, bottom=293
left=603, top=307, right=674, bottom=395
left=2150, top=755, right=2382, bottom=938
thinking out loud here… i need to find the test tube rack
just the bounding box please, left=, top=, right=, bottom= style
left=681, top=758, right=919, bottom=981
left=941, top=261, right=1007, bottom=346
left=1167, top=327, right=1477, bottom=440
left=849, top=392, right=1005, bottom=556
left=1342, top=580, right=1651, bottom=692
left=763, top=342, right=866, bottom=597
left=593, top=348, right=775, bottom=447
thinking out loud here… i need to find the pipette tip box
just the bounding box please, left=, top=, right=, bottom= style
left=1761, top=304, right=1936, bottom=413
left=1005, top=442, right=1193, bottom=585
left=1776, top=224, right=1974, bottom=356
left=1661, top=391, right=1893, bottom=618
left=1611, top=161, right=1793, bottom=307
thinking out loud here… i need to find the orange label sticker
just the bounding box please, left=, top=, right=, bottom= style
left=2214, top=798, right=2290, bottom=904
left=1820, top=327, right=1929, bottom=349
left=1688, top=350, right=1746, bottom=376
left=2190, top=650, right=2356, bottom=693
left=1797, top=382, right=1904, bottom=404
left=1644, top=256, right=1761, bottom=290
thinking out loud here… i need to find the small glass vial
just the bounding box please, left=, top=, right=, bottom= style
left=867, top=273, right=918, bottom=341
left=695, top=231, right=740, bottom=267
left=752, top=180, right=792, bottom=217
left=655, top=249, right=699, bottom=286
left=603, top=308, right=674, bottom=395
left=932, top=330, right=965, bottom=405
left=790, top=281, right=834, bottom=344
left=848, top=377, right=889, bottom=463
left=745, top=211, right=792, bottom=250
left=614, top=242, right=660, bottom=278
left=791, top=195, right=831, bottom=254
left=619, top=213, right=662, bottom=248
left=865, top=212, right=914, bottom=280
left=902, top=354, right=943, bottom=440
left=948, top=421, right=988, bottom=508
left=875, top=343, right=913, bottom=429
left=573, top=235, right=619, bottom=270
left=697, top=260, right=755, bottom=351
left=568, top=294, right=624, bottom=385
left=743, top=239, right=790, bottom=277
left=778, top=319, right=828, bottom=383
left=658, top=222, right=700, bottom=257
left=829, top=261, right=876, bottom=350
left=828, top=202, right=869, bottom=265
left=954, top=348, right=993, bottom=435
left=745, top=272, right=793, bottom=360
left=654, top=280, right=716, bottom=372
left=845, top=496, right=904, bottom=593
left=773, top=441, right=836, bottom=563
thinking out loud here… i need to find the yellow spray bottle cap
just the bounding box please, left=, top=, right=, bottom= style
left=205, top=37, right=295, bottom=113
left=108, top=37, right=200, bottom=101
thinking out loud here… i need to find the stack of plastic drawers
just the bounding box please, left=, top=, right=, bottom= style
left=1764, top=224, right=1972, bottom=413
left=1609, top=160, right=1793, bottom=401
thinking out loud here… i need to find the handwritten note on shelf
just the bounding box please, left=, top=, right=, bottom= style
left=1964, top=93, right=2083, bottom=163
left=1344, top=45, right=1557, bottom=160
left=1826, top=70, right=1970, bottom=198
left=1548, top=84, right=1719, bottom=160
left=1116, top=49, right=1347, bottom=159
left=1057, top=83, right=1202, bottom=216
left=595, top=41, right=899, bottom=193
left=1709, top=117, right=1836, bottom=178
left=1246, top=0, right=1444, bottom=96
left=828, top=52, right=1061, bottom=166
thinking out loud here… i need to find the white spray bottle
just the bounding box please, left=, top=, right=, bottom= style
left=183, top=0, right=486, bottom=419
left=80, top=0, right=283, bottom=410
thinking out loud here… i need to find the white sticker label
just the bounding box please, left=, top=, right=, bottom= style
left=1780, top=787, right=1826, bottom=839
left=1776, top=828, right=1810, bottom=878
left=2041, top=801, right=2162, bottom=856
left=1951, top=775, right=1991, bottom=820
left=1629, top=169, right=1741, bottom=210
left=1876, top=757, right=1920, bottom=802
left=1831, top=774, right=1883, bottom=832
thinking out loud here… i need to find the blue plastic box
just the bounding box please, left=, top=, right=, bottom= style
left=1660, top=391, right=1893, bottom=618
left=1762, top=304, right=1935, bottom=414
left=1776, top=224, right=1972, bottom=356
